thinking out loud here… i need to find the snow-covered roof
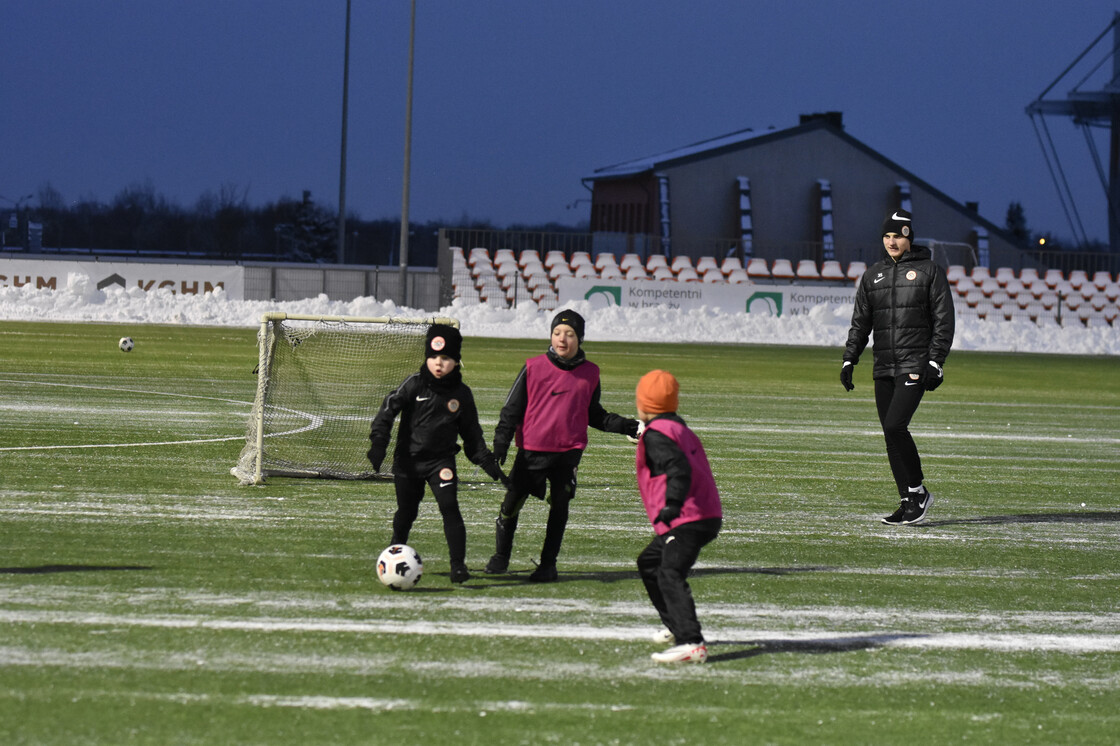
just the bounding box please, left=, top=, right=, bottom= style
left=587, top=125, right=778, bottom=180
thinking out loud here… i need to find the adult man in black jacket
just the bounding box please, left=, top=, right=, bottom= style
left=841, top=209, right=955, bottom=525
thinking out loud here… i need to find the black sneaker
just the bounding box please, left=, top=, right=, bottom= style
left=882, top=499, right=911, bottom=525
left=900, top=489, right=934, bottom=525
left=450, top=564, right=471, bottom=584
left=528, top=563, right=558, bottom=583
left=484, top=554, right=509, bottom=574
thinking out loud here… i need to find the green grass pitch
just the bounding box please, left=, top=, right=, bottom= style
left=1, top=320, right=1118, bottom=744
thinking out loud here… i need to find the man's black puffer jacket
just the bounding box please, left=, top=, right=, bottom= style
left=843, top=245, right=955, bottom=379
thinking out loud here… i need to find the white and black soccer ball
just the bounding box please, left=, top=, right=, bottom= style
left=377, top=544, right=423, bottom=590
left=118, top=336, right=135, bottom=352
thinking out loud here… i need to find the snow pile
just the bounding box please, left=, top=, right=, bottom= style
left=2, top=274, right=1117, bottom=355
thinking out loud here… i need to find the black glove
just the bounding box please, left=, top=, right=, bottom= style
left=840, top=361, right=855, bottom=391
left=655, top=502, right=682, bottom=526
left=367, top=444, right=386, bottom=472
left=924, top=360, right=944, bottom=391
left=481, top=456, right=508, bottom=486
left=492, top=442, right=508, bottom=466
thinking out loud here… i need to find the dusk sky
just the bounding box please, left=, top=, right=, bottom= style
left=4, top=1, right=1120, bottom=244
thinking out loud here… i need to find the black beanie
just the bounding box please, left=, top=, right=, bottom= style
left=425, top=324, right=462, bottom=362
left=551, top=309, right=585, bottom=342
left=881, top=209, right=913, bottom=240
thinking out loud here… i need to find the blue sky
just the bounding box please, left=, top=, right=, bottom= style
left=4, top=1, right=1119, bottom=243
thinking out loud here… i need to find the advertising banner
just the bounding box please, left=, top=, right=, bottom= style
left=0, top=258, right=244, bottom=299
left=557, top=277, right=855, bottom=317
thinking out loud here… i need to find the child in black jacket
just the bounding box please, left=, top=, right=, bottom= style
left=368, top=324, right=507, bottom=583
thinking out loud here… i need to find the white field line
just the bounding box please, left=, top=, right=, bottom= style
left=691, top=423, right=1120, bottom=446
left=2, top=609, right=1118, bottom=653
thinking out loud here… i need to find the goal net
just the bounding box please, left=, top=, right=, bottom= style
left=231, top=313, right=459, bottom=485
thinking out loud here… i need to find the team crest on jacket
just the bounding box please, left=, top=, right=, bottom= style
left=439, top=467, right=455, bottom=481
left=447, top=398, right=460, bottom=413
left=906, top=270, right=917, bottom=281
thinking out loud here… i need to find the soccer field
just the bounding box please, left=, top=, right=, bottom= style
left=2, top=320, right=1118, bottom=745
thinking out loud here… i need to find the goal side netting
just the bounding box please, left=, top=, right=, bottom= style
left=231, top=313, right=459, bottom=485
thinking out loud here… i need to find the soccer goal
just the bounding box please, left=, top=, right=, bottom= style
left=231, top=312, right=458, bottom=485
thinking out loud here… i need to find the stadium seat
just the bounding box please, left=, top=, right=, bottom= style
left=670, top=255, right=695, bottom=274
left=543, top=250, right=568, bottom=269
left=1019, top=267, right=1041, bottom=286
left=532, top=285, right=558, bottom=307
left=720, top=256, right=744, bottom=275
left=1103, top=282, right=1120, bottom=302
left=506, top=283, right=532, bottom=305
left=695, top=256, right=719, bottom=275
left=1043, top=268, right=1064, bottom=288
left=964, top=289, right=985, bottom=308
left=1003, top=278, right=1025, bottom=298
left=795, top=259, right=821, bottom=280
left=525, top=272, right=552, bottom=291
left=548, top=263, right=574, bottom=281
left=651, top=266, right=675, bottom=281
left=493, top=248, right=516, bottom=265
left=1038, top=291, right=1059, bottom=310
left=518, top=249, right=541, bottom=268
left=595, top=253, right=619, bottom=271
left=994, top=266, right=1017, bottom=286
left=1067, top=269, right=1089, bottom=289
left=1063, top=292, right=1084, bottom=311
left=1052, top=280, right=1074, bottom=300
left=624, top=265, right=649, bottom=280
left=846, top=261, right=867, bottom=281
left=974, top=299, right=994, bottom=319
left=979, top=277, right=1000, bottom=297
left=620, top=253, right=644, bottom=271
left=946, top=265, right=967, bottom=284
left=470, top=258, right=496, bottom=280
left=1103, top=304, right=1119, bottom=324
left=971, top=266, right=992, bottom=282
left=468, top=247, right=490, bottom=266
left=598, top=265, right=623, bottom=280
left=573, top=264, right=598, bottom=279
left=646, top=254, right=669, bottom=272
left=1091, top=270, right=1113, bottom=290
left=701, top=269, right=724, bottom=283
left=1089, top=292, right=1109, bottom=311
left=1015, top=292, right=1033, bottom=310
left=820, top=260, right=845, bottom=280
left=989, top=289, right=1010, bottom=308
left=771, top=258, right=796, bottom=279
left=746, top=258, right=770, bottom=279
left=496, top=264, right=520, bottom=288
left=570, top=251, right=593, bottom=270
left=519, top=255, right=545, bottom=277
left=955, top=276, right=977, bottom=295
left=676, top=267, right=700, bottom=282
left=726, top=268, right=749, bottom=284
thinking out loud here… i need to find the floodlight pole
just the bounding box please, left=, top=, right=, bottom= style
left=337, top=0, right=352, bottom=265
left=398, top=0, right=416, bottom=306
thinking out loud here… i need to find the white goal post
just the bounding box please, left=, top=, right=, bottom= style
left=231, top=312, right=459, bottom=485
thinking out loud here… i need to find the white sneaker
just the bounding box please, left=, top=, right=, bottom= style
left=651, top=642, right=707, bottom=664
left=651, top=628, right=676, bottom=646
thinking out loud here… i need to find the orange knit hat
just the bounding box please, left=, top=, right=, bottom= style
left=636, top=369, right=679, bottom=414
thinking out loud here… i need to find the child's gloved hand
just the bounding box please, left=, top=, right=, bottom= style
left=655, top=502, right=681, bottom=525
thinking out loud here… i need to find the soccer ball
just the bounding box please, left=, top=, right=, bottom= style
left=118, top=337, right=134, bottom=352
left=377, top=544, right=423, bottom=590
